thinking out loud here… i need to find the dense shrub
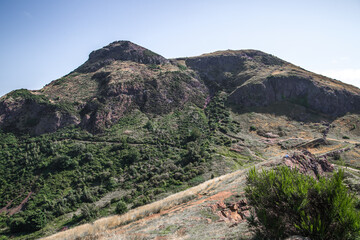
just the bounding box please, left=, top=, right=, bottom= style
left=25, top=209, right=47, bottom=231
left=8, top=210, right=47, bottom=233
left=8, top=217, right=26, bottom=233
left=122, top=148, right=140, bottom=165
left=245, top=167, right=360, bottom=240
left=115, top=201, right=128, bottom=215
left=80, top=204, right=98, bottom=221
left=187, top=128, right=201, bottom=142
left=53, top=155, right=78, bottom=170
left=0, top=213, right=7, bottom=229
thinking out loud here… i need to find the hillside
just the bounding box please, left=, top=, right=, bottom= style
left=0, top=41, right=360, bottom=239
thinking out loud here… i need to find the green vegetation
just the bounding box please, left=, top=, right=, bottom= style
left=115, top=201, right=128, bottom=215
left=249, top=126, right=257, bottom=131
left=147, top=64, right=160, bottom=70
left=79, top=204, right=99, bottom=221
left=143, top=49, right=160, bottom=58
left=177, top=64, right=187, bottom=71
left=2, top=41, right=360, bottom=240
left=6, top=89, right=50, bottom=104
left=245, top=167, right=360, bottom=240
left=0, top=98, right=254, bottom=239
left=8, top=209, right=47, bottom=233
left=205, top=92, right=240, bottom=134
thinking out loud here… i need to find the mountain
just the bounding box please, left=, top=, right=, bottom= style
left=1, top=41, right=359, bottom=136
left=0, top=41, right=359, bottom=240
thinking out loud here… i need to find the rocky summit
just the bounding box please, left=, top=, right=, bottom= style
left=0, top=41, right=360, bottom=240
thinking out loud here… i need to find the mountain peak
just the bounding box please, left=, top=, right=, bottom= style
left=76, top=40, right=169, bottom=73
left=187, top=49, right=286, bottom=67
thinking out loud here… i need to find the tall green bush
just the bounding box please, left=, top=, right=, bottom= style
left=115, top=201, right=128, bottom=215
left=8, top=209, right=47, bottom=233
left=245, top=167, right=360, bottom=240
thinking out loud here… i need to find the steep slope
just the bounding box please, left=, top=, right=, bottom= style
left=185, top=49, right=360, bottom=116
left=0, top=41, right=208, bottom=134
left=0, top=89, right=79, bottom=135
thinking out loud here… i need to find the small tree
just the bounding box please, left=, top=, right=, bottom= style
left=25, top=209, right=47, bottom=231
left=115, top=201, right=128, bottom=215
left=122, top=148, right=140, bottom=165
left=187, top=128, right=201, bottom=142
left=80, top=203, right=98, bottom=221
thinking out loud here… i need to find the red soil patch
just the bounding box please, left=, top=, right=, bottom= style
left=113, top=190, right=234, bottom=235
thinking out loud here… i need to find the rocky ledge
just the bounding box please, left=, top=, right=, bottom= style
left=76, top=41, right=169, bottom=73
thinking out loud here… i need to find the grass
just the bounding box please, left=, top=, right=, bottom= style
left=199, top=208, right=219, bottom=222
left=157, top=225, right=180, bottom=235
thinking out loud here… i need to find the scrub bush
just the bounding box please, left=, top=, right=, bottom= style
left=245, top=167, right=360, bottom=240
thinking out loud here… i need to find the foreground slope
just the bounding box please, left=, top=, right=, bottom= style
left=0, top=41, right=360, bottom=239
left=44, top=147, right=360, bottom=240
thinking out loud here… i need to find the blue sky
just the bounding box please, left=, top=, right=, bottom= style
left=0, top=0, right=359, bottom=97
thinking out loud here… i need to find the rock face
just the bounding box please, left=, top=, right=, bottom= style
left=283, top=150, right=334, bottom=178
left=0, top=41, right=360, bottom=135
left=185, top=50, right=286, bottom=92
left=0, top=90, right=79, bottom=135
left=228, top=75, right=360, bottom=116
left=76, top=41, right=169, bottom=73
left=186, top=49, right=360, bottom=116
left=79, top=70, right=207, bottom=132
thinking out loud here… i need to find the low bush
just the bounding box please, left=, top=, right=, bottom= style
left=80, top=204, right=98, bottom=221
left=115, top=201, right=128, bottom=215
left=249, top=126, right=257, bottom=131
left=245, top=167, right=360, bottom=240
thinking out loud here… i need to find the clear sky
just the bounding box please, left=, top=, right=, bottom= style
left=0, top=0, right=359, bottom=97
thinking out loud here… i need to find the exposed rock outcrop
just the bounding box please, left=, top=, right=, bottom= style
left=79, top=70, right=208, bottom=132
left=283, top=150, right=334, bottom=178
left=185, top=49, right=360, bottom=117
left=229, top=75, right=360, bottom=116
left=210, top=199, right=251, bottom=226
left=76, top=41, right=169, bottom=73
left=0, top=90, right=79, bottom=135
left=185, top=50, right=286, bottom=92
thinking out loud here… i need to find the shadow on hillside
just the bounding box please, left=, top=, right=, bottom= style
left=228, top=101, right=338, bottom=124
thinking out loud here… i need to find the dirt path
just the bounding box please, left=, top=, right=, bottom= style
left=327, top=138, right=360, bottom=145
left=334, top=164, right=360, bottom=173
